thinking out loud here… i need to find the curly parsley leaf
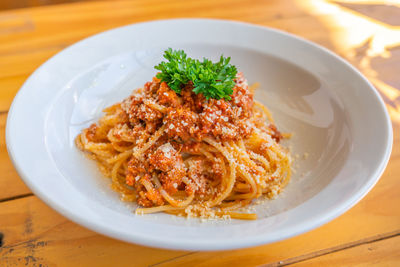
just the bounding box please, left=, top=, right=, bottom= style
left=154, top=48, right=237, bottom=100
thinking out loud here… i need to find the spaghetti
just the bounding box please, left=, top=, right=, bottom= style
left=76, top=72, right=291, bottom=220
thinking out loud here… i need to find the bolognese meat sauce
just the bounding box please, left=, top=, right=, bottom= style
left=86, top=73, right=279, bottom=207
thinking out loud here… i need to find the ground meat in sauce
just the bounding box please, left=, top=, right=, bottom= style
left=157, top=82, right=181, bottom=107
left=148, top=143, right=177, bottom=171
left=268, top=124, right=283, bottom=143
left=187, top=158, right=210, bottom=196
left=164, top=107, right=199, bottom=141
left=140, top=174, right=164, bottom=206
left=119, top=73, right=264, bottom=207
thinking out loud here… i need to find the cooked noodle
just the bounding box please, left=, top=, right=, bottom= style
left=76, top=73, right=291, bottom=220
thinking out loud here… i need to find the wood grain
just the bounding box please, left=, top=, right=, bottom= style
left=291, top=234, right=400, bottom=267
left=0, top=0, right=102, bottom=11
left=0, top=113, right=31, bottom=200
left=0, top=196, right=187, bottom=267
left=0, top=0, right=399, bottom=266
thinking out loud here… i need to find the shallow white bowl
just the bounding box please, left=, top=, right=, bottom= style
left=6, top=19, right=392, bottom=251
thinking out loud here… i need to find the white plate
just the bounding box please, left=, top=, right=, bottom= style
left=6, top=19, right=392, bottom=251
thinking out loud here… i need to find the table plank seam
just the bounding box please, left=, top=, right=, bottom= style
left=149, top=251, right=198, bottom=267
left=0, top=192, right=33, bottom=203
left=260, top=229, right=400, bottom=267
left=146, top=230, right=400, bottom=266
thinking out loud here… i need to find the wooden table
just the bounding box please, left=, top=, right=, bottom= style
left=0, top=0, right=399, bottom=266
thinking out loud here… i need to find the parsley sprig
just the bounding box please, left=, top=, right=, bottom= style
left=155, top=48, right=237, bottom=100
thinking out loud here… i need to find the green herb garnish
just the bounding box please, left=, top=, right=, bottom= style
left=155, top=48, right=237, bottom=100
